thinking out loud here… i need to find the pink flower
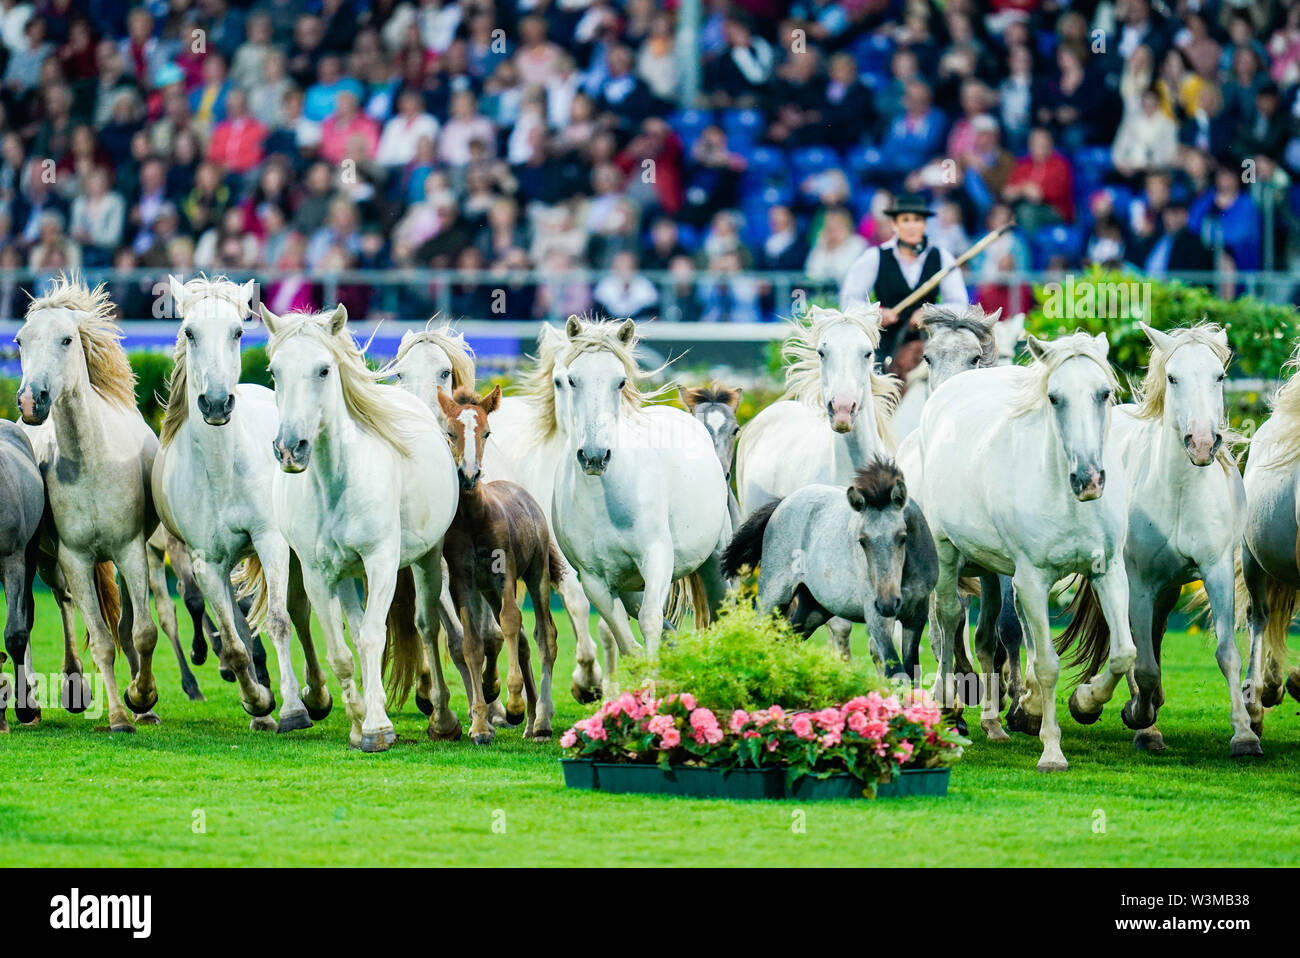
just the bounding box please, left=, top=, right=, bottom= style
left=847, top=711, right=870, bottom=734
left=679, top=693, right=697, bottom=710
left=865, top=691, right=885, bottom=719
left=646, top=714, right=675, bottom=736
left=904, top=704, right=943, bottom=729
left=585, top=723, right=608, bottom=742
left=690, top=708, right=719, bottom=731
left=769, top=705, right=786, bottom=723
left=617, top=692, right=641, bottom=719
left=882, top=695, right=902, bottom=718
left=843, top=696, right=871, bottom=714
left=821, top=729, right=842, bottom=748
left=766, top=739, right=779, bottom=752
left=576, top=715, right=608, bottom=741
left=894, top=740, right=915, bottom=763
left=560, top=729, right=578, bottom=748
left=792, top=714, right=816, bottom=741
left=815, top=707, right=845, bottom=733
left=659, top=727, right=681, bottom=749
left=863, top=719, right=889, bottom=741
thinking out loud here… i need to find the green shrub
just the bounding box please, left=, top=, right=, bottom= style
left=240, top=345, right=272, bottom=388
left=0, top=375, right=19, bottom=423
left=129, top=351, right=174, bottom=433
left=621, top=601, right=883, bottom=712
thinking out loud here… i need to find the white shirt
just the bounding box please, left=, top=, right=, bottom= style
left=593, top=275, right=658, bottom=318
left=839, top=236, right=969, bottom=310
left=376, top=112, right=440, bottom=166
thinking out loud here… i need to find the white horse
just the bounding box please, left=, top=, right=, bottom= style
left=1056, top=323, right=1257, bottom=756
left=262, top=304, right=460, bottom=750
left=387, top=322, right=605, bottom=703
left=153, top=275, right=331, bottom=732
left=914, top=331, right=1134, bottom=771
left=15, top=275, right=162, bottom=732
left=551, top=316, right=731, bottom=675
left=735, top=303, right=901, bottom=656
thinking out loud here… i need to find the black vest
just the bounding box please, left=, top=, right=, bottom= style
left=874, top=246, right=942, bottom=357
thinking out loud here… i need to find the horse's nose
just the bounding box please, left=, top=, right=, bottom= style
left=1184, top=427, right=1220, bottom=466
left=828, top=397, right=858, bottom=433
left=576, top=447, right=611, bottom=474
left=197, top=390, right=235, bottom=424
left=1070, top=467, right=1105, bottom=501
left=273, top=436, right=310, bottom=471
left=875, top=595, right=902, bottom=618
left=18, top=384, right=50, bottom=423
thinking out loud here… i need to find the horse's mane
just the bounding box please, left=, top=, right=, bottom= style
left=852, top=458, right=906, bottom=510
left=918, top=303, right=999, bottom=368
left=780, top=303, right=901, bottom=450
left=683, top=385, right=740, bottom=408
left=266, top=312, right=419, bottom=458
left=161, top=274, right=252, bottom=446
left=1258, top=338, right=1300, bottom=470
left=515, top=323, right=567, bottom=443
left=27, top=272, right=136, bottom=410
left=387, top=318, right=476, bottom=391
left=560, top=314, right=672, bottom=409
left=1008, top=332, right=1119, bottom=418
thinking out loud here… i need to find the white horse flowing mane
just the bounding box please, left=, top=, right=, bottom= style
left=1253, top=338, right=1300, bottom=471
left=1009, top=331, right=1119, bottom=418
left=27, top=274, right=136, bottom=409
left=265, top=310, right=420, bottom=458
left=160, top=274, right=253, bottom=446
left=386, top=319, right=476, bottom=391
left=781, top=303, right=901, bottom=449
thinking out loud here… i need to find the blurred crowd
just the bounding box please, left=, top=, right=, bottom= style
left=0, top=0, right=1298, bottom=322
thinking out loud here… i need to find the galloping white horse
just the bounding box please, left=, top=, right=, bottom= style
left=1056, top=323, right=1256, bottom=756
left=551, top=316, right=730, bottom=676
left=15, top=275, right=162, bottom=731
left=388, top=322, right=604, bottom=703
left=915, top=331, right=1134, bottom=771
left=153, top=275, right=331, bottom=732
left=262, top=304, right=459, bottom=750
left=736, top=303, right=900, bottom=655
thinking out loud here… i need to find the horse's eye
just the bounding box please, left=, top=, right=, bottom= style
left=440, top=370, right=450, bottom=380
left=567, top=376, right=576, bottom=388
left=1217, top=373, right=1226, bottom=383
left=393, top=373, right=403, bottom=382
left=184, top=328, right=194, bottom=341
left=233, top=327, right=243, bottom=340
left=61, top=336, right=73, bottom=346
left=553, top=378, right=562, bottom=389
left=1167, top=374, right=1177, bottom=385
left=732, top=425, right=741, bottom=436
left=923, top=355, right=931, bottom=365
left=968, top=356, right=979, bottom=366
left=897, top=533, right=907, bottom=546
left=1048, top=395, right=1060, bottom=406
left=1098, top=390, right=1112, bottom=403
left=483, top=431, right=491, bottom=440
left=318, top=367, right=330, bottom=379
left=617, top=378, right=627, bottom=390
left=817, top=348, right=826, bottom=358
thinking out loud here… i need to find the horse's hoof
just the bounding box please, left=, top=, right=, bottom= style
left=427, top=722, right=462, bottom=742
left=1120, top=698, right=1156, bottom=731
left=249, top=715, right=276, bottom=731
left=1068, top=689, right=1102, bottom=726
left=136, top=711, right=162, bottom=726
left=60, top=673, right=93, bottom=713
left=530, top=727, right=552, bottom=742
left=219, top=667, right=236, bottom=683
left=504, top=706, right=526, bottom=727
left=415, top=693, right=434, bottom=717
left=1287, top=670, right=1300, bottom=704
left=981, top=718, right=1010, bottom=742
left=948, top=713, right=968, bottom=737
left=1005, top=703, right=1029, bottom=734
left=360, top=731, right=392, bottom=753
left=1133, top=728, right=1166, bottom=753
left=190, top=641, right=207, bottom=666
left=110, top=722, right=135, bottom=734
left=14, top=703, right=40, bottom=725
left=123, top=686, right=158, bottom=716
left=303, top=689, right=333, bottom=722
left=276, top=710, right=313, bottom=734
left=1230, top=733, right=1263, bottom=758
left=1036, top=757, right=1069, bottom=773
left=1261, top=683, right=1285, bottom=708
left=240, top=688, right=276, bottom=719
left=489, top=699, right=509, bottom=727
left=470, top=730, right=495, bottom=746
left=571, top=681, right=601, bottom=705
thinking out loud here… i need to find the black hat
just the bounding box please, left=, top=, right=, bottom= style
left=883, top=193, right=935, bottom=218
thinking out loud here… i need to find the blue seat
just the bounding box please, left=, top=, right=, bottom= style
left=671, top=108, right=714, bottom=151
left=847, top=144, right=888, bottom=184
left=675, top=222, right=701, bottom=254
left=1032, top=223, right=1083, bottom=268
left=1073, top=146, right=1114, bottom=185
left=852, top=32, right=895, bottom=75
left=743, top=145, right=789, bottom=188
left=789, top=146, right=842, bottom=182
left=741, top=199, right=773, bottom=246
left=722, top=107, right=765, bottom=147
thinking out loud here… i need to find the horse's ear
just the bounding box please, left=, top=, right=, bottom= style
left=1212, top=327, right=1229, bottom=349
left=482, top=385, right=501, bottom=413
left=846, top=486, right=866, bottom=512
left=891, top=479, right=907, bottom=508
left=168, top=275, right=186, bottom=317
left=727, top=387, right=742, bottom=409
left=1025, top=334, right=1049, bottom=361
left=1092, top=331, right=1110, bottom=358
left=328, top=303, right=347, bottom=335
left=1139, top=322, right=1175, bottom=354
left=240, top=278, right=257, bottom=311
left=565, top=315, right=583, bottom=339
left=980, top=307, right=1002, bottom=328
left=615, top=318, right=636, bottom=344
left=259, top=302, right=280, bottom=335
left=679, top=386, right=698, bottom=410
left=435, top=386, right=458, bottom=421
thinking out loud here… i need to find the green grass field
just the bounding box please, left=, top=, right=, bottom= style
left=1, top=591, right=1297, bottom=867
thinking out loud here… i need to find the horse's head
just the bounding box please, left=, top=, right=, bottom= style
left=15, top=305, right=83, bottom=425
left=846, top=460, right=909, bottom=618
left=437, top=385, right=499, bottom=490
left=265, top=303, right=348, bottom=472
left=393, top=337, right=456, bottom=409
left=1141, top=322, right=1228, bottom=467
left=680, top=385, right=742, bottom=480
left=172, top=275, right=255, bottom=426
left=817, top=318, right=878, bottom=433
left=1028, top=332, right=1116, bottom=501
left=920, top=304, right=1001, bottom=393
left=564, top=316, right=635, bottom=476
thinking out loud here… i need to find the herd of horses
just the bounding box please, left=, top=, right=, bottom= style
left=2, top=271, right=1300, bottom=774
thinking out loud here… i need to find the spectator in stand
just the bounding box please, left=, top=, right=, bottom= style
left=1004, top=127, right=1075, bottom=231
left=1231, top=82, right=1290, bottom=166
left=304, top=54, right=362, bottom=123
left=1179, top=83, right=1233, bottom=162
left=514, top=15, right=563, bottom=87
left=593, top=251, right=659, bottom=319
left=805, top=207, right=868, bottom=283
left=190, top=53, right=233, bottom=134
left=181, top=161, right=231, bottom=236
left=680, top=124, right=746, bottom=227
left=699, top=248, right=762, bottom=323
left=705, top=13, right=773, bottom=107
left=1190, top=165, right=1261, bottom=272
left=881, top=81, right=947, bottom=176
left=758, top=204, right=807, bottom=272
left=5, top=15, right=51, bottom=92
left=641, top=216, right=688, bottom=271
left=1144, top=198, right=1213, bottom=278
left=377, top=89, right=439, bottom=171
left=248, top=49, right=295, bottom=130
left=998, top=44, right=1036, bottom=154
left=1112, top=88, right=1178, bottom=181
left=637, top=11, right=678, bottom=102
left=439, top=89, right=494, bottom=167
left=208, top=89, right=267, bottom=177
left=320, top=89, right=379, bottom=165
left=231, top=12, right=276, bottom=90
left=69, top=166, right=125, bottom=267
left=1036, top=44, right=1113, bottom=154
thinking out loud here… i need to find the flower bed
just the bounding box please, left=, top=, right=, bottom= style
left=559, top=689, right=968, bottom=800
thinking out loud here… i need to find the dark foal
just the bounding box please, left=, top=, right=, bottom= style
left=437, top=386, right=564, bottom=745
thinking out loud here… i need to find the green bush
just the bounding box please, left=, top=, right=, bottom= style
left=621, top=601, right=883, bottom=712
left=240, top=345, right=272, bottom=388
left=129, top=350, right=174, bottom=433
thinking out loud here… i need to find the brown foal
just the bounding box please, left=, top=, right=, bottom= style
left=437, top=385, right=564, bottom=744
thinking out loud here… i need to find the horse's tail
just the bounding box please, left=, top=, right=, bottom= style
left=546, top=538, right=567, bottom=584
left=721, top=500, right=780, bottom=578
left=382, top=567, right=422, bottom=709
left=1185, top=547, right=1246, bottom=630
left=1260, top=578, right=1298, bottom=685
left=231, top=554, right=269, bottom=634
left=86, top=561, right=122, bottom=650
left=958, top=576, right=982, bottom=599
left=1054, top=574, right=1110, bottom=685
left=664, top=570, right=711, bottom=631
